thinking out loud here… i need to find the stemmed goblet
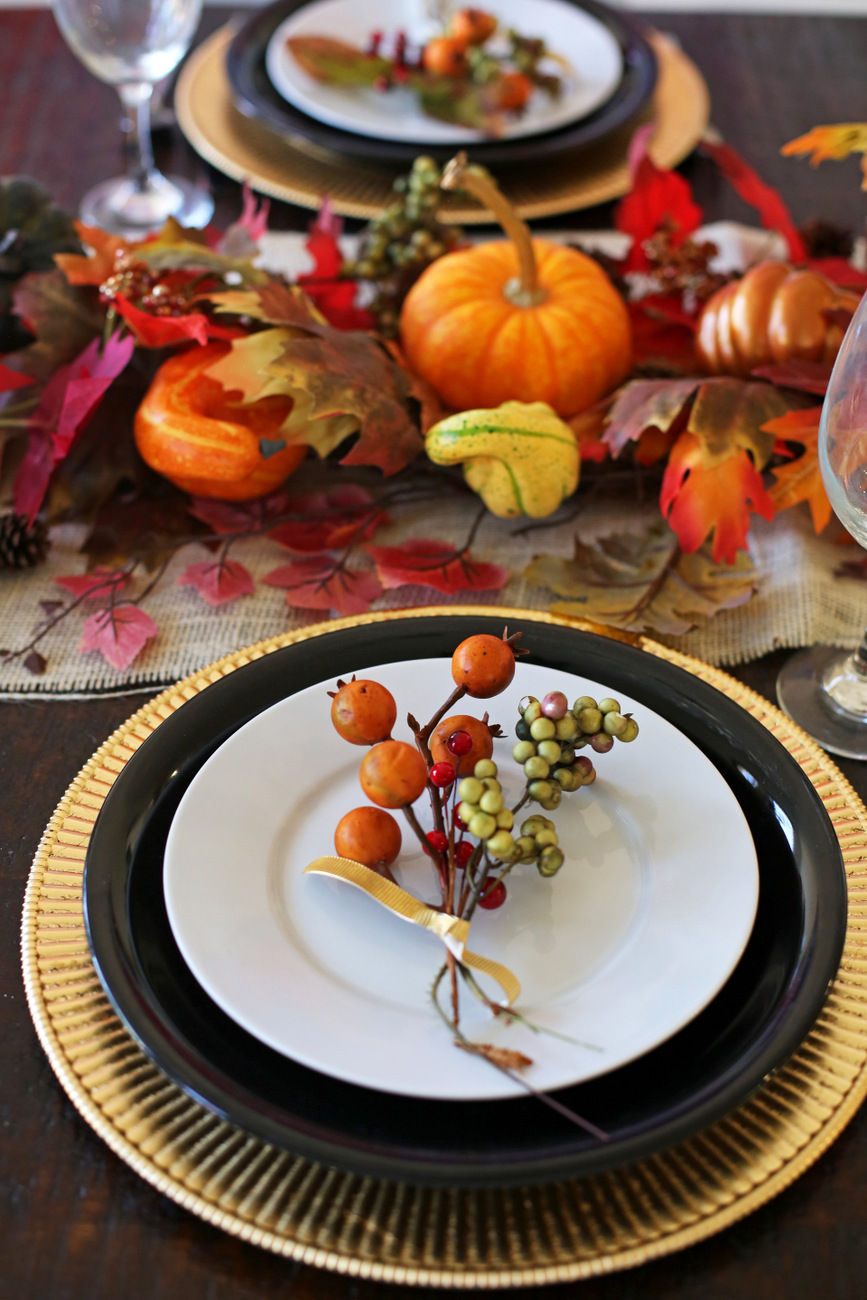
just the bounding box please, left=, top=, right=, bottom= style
left=777, top=290, right=867, bottom=758
left=53, top=0, right=213, bottom=234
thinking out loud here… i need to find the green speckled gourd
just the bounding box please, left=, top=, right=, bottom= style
left=425, top=400, right=580, bottom=518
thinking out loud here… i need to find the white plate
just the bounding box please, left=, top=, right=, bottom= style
left=264, top=0, right=624, bottom=145
left=164, top=658, right=759, bottom=1101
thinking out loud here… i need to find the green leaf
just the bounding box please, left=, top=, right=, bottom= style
left=286, top=36, right=391, bottom=86
left=524, top=519, right=757, bottom=636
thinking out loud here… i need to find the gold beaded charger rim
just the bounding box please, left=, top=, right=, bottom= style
left=174, top=26, right=709, bottom=221
left=21, top=606, right=867, bottom=1287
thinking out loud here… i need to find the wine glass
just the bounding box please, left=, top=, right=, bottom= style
left=776, top=290, right=867, bottom=758
left=53, top=0, right=213, bottom=234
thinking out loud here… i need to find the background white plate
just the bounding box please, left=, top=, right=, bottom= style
left=164, top=658, right=759, bottom=1100
left=265, top=0, right=624, bottom=145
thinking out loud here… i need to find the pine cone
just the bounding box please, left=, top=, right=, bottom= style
left=0, top=513, right=48, bottom=570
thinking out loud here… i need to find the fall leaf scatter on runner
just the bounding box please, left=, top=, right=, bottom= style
left=0, top=128, right=862, bottom=673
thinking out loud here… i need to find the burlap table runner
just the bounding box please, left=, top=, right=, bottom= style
left=2, top=228, right=864, bottom=698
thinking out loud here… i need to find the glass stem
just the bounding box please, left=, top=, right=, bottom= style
left=118, top=82, right=155, bottom=192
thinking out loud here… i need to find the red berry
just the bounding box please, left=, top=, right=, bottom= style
left=479, top=879, right=507, bottom=909
left=392, top=64, right=409, bottom=82
left=447, top=729, right=473, bottom=757
left=453, top=811, right=468, bottom=832
left=455, top=840, right=474, bottom=867
left=430, top=760, right=456, bottom=787
left=426, top=829, right=449, bottom=853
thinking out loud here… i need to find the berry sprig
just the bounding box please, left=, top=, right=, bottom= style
left=325, top=630, right=641, bottom=1078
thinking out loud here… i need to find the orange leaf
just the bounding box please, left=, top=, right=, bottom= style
left=661, top=432, right=774, bottom=563
left=55, top=223, right=132, bottom=285
left=764, top=407, right=831, bottom=533
left=782, top=123, right=867, bottom=190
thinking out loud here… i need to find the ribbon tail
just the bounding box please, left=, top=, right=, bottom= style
left=461, top=947, right=521, bottom=1006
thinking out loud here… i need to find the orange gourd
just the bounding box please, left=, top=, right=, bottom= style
left=696, top=260, right=861, bottom=377
left=399, top=155, right=631, bottom=417
left=134, top=342, right=306, bottom=500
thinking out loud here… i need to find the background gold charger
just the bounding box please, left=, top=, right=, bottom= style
left=21, top=608, right=867, bottom=1286
left=174, top=27, right=710, bottom=221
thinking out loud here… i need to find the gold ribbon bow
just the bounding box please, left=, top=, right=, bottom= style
left=303, top=857, right=521, bottom=1005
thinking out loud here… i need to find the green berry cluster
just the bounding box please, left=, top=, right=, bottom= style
left=342, top=156, right=462, bottom=335
left=513, top=814, right=565, bottom=877
left=456, top=759, right=516, bottom=861
left=513, top=691, right=638, bottom=813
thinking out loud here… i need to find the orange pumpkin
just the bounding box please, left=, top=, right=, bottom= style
left=696, top=260, right=861, bottom=377
left=134, top=342, right=306, bottom=499
left=399, top=155, right=631, bottom=418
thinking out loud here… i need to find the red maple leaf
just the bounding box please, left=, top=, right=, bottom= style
left=701, top=139, right=806, bottom=262
left=268, top=485, right=386, bottom=553
left=79, top=605, right=158, bottom=670
left=13, top=332, right=135, bottom=523
left=0, top=360, right=35, bottom=392
left=263, top=558, right=382, bottom=615
left=615, top=125, right=703, bottom=272
left=296, top=199, right=376, bottom=331
left=365, top=539, right=510, bottom=595
left=628, top=297, right=699, bottom=370
left=113, top=294, right=212, bottom=348
left=661, top=432, right=775, bottom=563
left=751, top=359, right=833, bottom=395
left=176, top=559, right=255, bottom=606
left=55, top=567, right=129, bottom=599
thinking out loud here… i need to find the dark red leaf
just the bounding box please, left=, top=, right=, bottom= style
left=24, top=650, right=47, bottom=675
left=365, top=538, right=510, bottom=595
left=176, top=559, right=255, bottom=606
left=79, top=604, right=158, bottom=670
left=615, top=125, right=703, bottom=272
left=13, top=332, right=135, bottom=523
left=263, top=557, right=382, bottom=615
left=806, top=257, right=867, bottom=289
left=187, top=490, right=293, bottom=535
left=268, top=485, right=385, bottom=553
left=701, top=138, right=806, bottom=261
left=751, top=358, right=833, bottom=395
left=628, top=298, right=699, bottom=370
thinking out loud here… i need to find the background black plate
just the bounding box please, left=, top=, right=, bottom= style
left=84, top=614, right=847, bottom=1188
left=225, top=0, right=658, bottom=169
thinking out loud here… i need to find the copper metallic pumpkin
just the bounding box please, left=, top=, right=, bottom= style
left=696, top=260, right=861, bottom=377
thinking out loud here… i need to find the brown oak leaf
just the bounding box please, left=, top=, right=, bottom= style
left=524, top=520, right=757, bottom=636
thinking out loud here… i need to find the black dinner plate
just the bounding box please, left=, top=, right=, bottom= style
left=83, top=613, right=847, bottom=1188
left=225, top=0, right=659, bottom=169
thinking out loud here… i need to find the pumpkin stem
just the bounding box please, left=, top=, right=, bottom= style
left=441, top=152, right=546, bottom=308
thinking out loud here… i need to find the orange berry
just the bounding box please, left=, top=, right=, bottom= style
left=449, top=8, right=497, bottom=45
left=422, top=35, right=469, bottom=76
left=494, top=71, right=533, bottom=112
left=334, top=806, right=402, bottom=869
left=451, top=634, right=516, bottom=698
left=330, top=678, right=396, bottom=745
left=430, top=713, right=494, bottom=776
left=360, top=740, right=428, bottom=808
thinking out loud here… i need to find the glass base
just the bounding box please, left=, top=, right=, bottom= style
left=776, top=645, right=867, bottom=760
left=79, top=171, right=214, bottom=236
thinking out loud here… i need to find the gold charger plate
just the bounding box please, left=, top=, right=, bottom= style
left=22, top=608, right=867, bottom=1286
left=174, top=26, right=710, bottom=221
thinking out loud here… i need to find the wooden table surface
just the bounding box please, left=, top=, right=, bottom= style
left=2, top=8, right=867, bottom=1299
